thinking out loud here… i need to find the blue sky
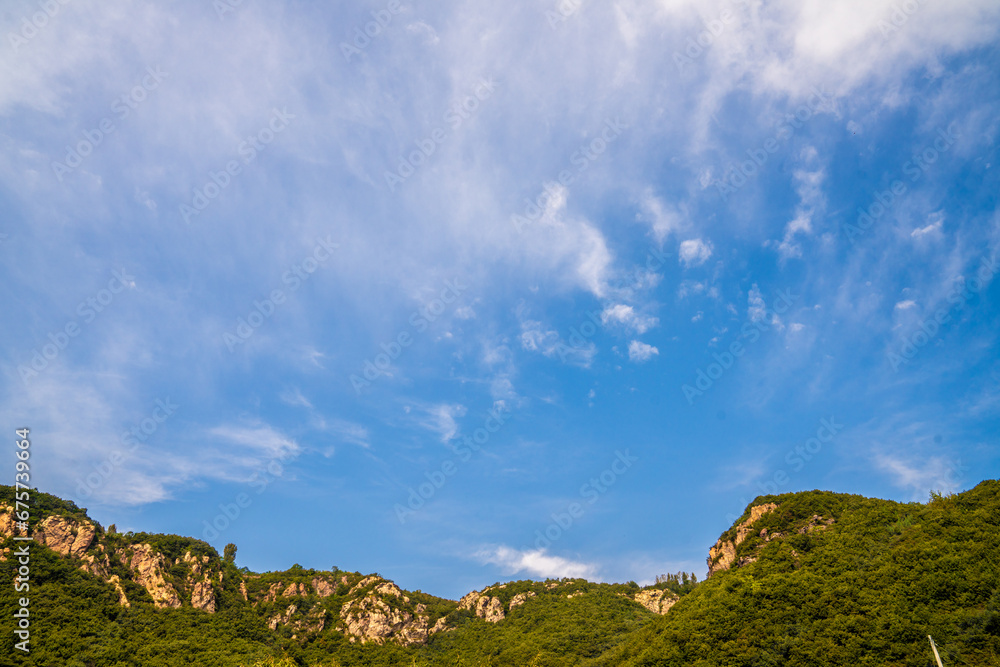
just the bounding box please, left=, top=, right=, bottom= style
left=2, top=0, right=999, bottom=600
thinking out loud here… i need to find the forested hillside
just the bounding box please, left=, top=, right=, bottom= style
left=1, top=481, right=997, bottom=666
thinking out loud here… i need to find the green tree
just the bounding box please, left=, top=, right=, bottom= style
left=225, top=543, right=238, bottom=564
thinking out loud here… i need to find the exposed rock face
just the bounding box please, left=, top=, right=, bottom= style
left=79, top=546, right=112, bottom=579
left=269, top=604, right=298, bottom=630
left=508, top=591, right=536, bottom=609
left=735, top=503, right=779, bottom=545
left=708, top=502, right=779, bottom=577
left=33, top=515, right=96, bottom=558
left=459, top=590, right=505, bottom=623
left=633, top=589, right=680, bottom=615
left=708, top=540, right=737, bottom=576
left=119, top=544, right=181, bottom=609
left=109, top=575, right=130, bottom=607
left=335, top=577, right=440, bottom=646
left=349, top=575, right=381, bottom=595
left=283, top=582, right=308, bottom=598
left=312, top=576, right=335, bottom=598
left=183, top=551, right=217, bottom=613
left=798, top=514, right=835, bottom=534
left=266, top=601, right=326, bottom=635
left=340, top=595, right=419, bottom=644
left=375, top=582, right=408, bottom=601
left=0, top=505, right=24, bottom=538
left=191, top=580, right=216, bottom=612
left=261, top=582, right=284, bottom=603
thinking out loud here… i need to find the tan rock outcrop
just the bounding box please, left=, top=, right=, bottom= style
left=0, top=505, right=23, bottom=538
left=33, top=516, right=96, bottom=558
left=312, top=577, right=336, bottom=597
left=269, top=604, right=298, bottom=630
left=261, top=582, right=284, bottom=603
left=179, top=551, right=217, bottom=613
left=109, top=575, right=130, bottom=607
left=340, top=595, right=419, bottom=645
left=708, top=503, right=779, bottom=577
left=459, top=591, right=505, bottom=622
left=708, top=539, right=737, bottom=576
left=118, top=544, right=180, bottom=609
left=349, top=575, right=382, bottom=595
left=508, top=591, right=536, bottom=609
left=283, top=582, right=307, bottom=598
left=191, top=580, right=216, bottom=612
left=633, top=589, right=679, bottom=614
left=735, top=503, right=779, bottom=545
left=798, top=514, right=835, bottom=534
left=336, top=578, right=443, bottom=645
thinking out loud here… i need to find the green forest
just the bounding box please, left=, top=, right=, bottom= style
left=1, top=481, right=998, bottom=666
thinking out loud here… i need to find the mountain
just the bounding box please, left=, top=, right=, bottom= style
left=1, top=481, right=997, bottom=666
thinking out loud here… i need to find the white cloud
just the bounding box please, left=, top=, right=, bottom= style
left=318, top=417, right=370, bottom=449
left=773, top=167, right=824, bottom=261
left=628, top=340, right=659, bottom=362
left=912, top=211, right=944, bottom=239
left=417, top=403, right=467, bottom=443
left=679, top=239, right=713, bottom=267
left=477, top=546, right=598, bottom=580
left=874, top=453, right=967, bottom=500
left=639, top=191, right=683, bottom=243
left=748, top=284, right=767, bottom=323
left=894, top=300, right=917, bottom=311
left=280, top=387, right=313, bottom=408
left=677, top=280, right=718, bottom=300
left=520, top=319, right=596, bottom=367
left=208, top=423, right=300, bottom=461
left=601, top=304, right=659, bottom=334
left=406, top=21, right=440, bottom=45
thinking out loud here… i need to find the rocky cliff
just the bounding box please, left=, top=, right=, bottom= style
left=0, top=488, right=699, bottom=651
left=706, top=501, right=837, bottom=576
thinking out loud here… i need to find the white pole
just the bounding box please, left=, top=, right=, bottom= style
left=928, top=635, right=944, bottom=667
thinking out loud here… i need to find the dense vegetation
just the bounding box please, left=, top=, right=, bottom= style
left=592, top=483, right=1000, bottom=666
left=0, top=481, right=997, bottom=665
